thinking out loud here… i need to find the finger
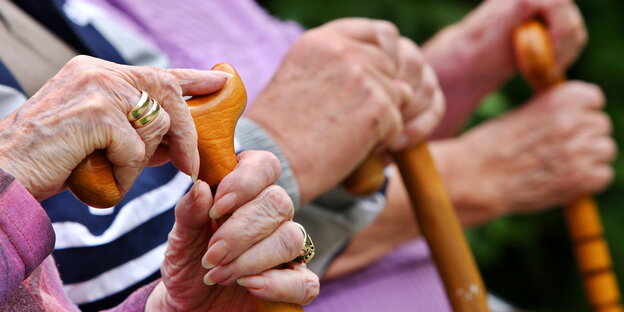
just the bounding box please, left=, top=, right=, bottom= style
left=174, top=180, right=214, bottom=230
left=210, top=150, right=282, bottom=220
left=396, top=37, right=425, bottom=89
left=349, top=40, right=397, bottom=78
left=546, top=81, right=605, bottom=109
left=541, top=0, right=587, bottom=72
left=104, top=111, right=146, bottom=196
left=204, top=221, right=304, bottom=285
left=585, top=137, right=617, bottom=164
left=579, top=112, right=612, bottom=136
left=392, top=88, right=445, bottom=150
left=201, top=185, right=294, bottom=269
left=402, top=64, right=439, bottom=121
left=582, top=164, right=613, bottom=194
left=238, top=263, right=319, bottom=305
left=146, top=145, right=171, bottom=167
left=123, top=67, right=205, bottom=179
left=328, top=18, right=400, bottom=68
left=135, top=104, right=171, bottom=166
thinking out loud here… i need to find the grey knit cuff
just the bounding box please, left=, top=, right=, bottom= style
left=234, top=117, right=301, bottom=209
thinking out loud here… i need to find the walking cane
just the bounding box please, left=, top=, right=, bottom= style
left=514, top=20, right=622, bottom=312
left=343, top=81, right=490, bottom=312
left=188, top=63, right=303, bottom=312
left=68, top=63, right=303, bottom=311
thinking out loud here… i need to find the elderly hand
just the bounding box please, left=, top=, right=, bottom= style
left=444, top=81, right=615, bottom=225
left=425, top=0, right=586, bottom=137
left=0, top=55, right=229, bottom=200
left=247, top=18, right=443, bottom=203
left=146, top=151, right=319, bottom=310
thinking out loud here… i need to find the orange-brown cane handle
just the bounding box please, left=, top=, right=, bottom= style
left=189, top=63, right=303, bottom=312
left=393, top=144, right=490, bottom=312
left=67, top=149, right=121, bottom=208
left=514, top=20, right=622, bottom=312
left=343, top=154, right=386, bottom=195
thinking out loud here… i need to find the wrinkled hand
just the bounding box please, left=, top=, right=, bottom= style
left=440, top=0, right=585, bottom=87
left=0, top=55, right=229, bottom=200
left=147, top=151, right=319, bottom=311
left=247, top=18, right=442, bottom=203
left=449, top=82, right=615, bottom=224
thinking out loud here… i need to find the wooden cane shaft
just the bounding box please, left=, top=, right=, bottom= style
left=393, top=144, right=489, bottom=312
left=514, top=20, right=622, bottom=312
left=566, top=196, right=622, bottom=312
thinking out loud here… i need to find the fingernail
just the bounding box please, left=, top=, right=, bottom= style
left=212, top=70, right=234, bottom=79
left=210, top=193, right=237, bottom=220
left=237, top=276, right=266, bottom=290
left=203, top=272, right=216, bottom=286
left=191, top=180, right=202, bottom=201
left=191, top=151, right=200, bottom=183
left=202, top=240, right=228, bottom=269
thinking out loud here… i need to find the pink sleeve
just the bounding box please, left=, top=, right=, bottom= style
left=0, top=168, right=55, bottom=302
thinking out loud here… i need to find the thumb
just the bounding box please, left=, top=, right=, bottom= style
left=174, top=180, right=214, bottom=229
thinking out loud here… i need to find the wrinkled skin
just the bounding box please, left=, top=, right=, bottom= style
left=325, top=0, right=591, bottom=279
left=426, top=0, right=587, bottom=137
left=147, top=151, right=319, bottom=311
left=450, top=82, right=615, bottom=224
left=0, top=55, right=230, bottom=200
left=325, top=82, right=614, bottom=280
left=247, top=18, right=444, bottom=204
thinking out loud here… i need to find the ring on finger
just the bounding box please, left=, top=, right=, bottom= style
left=292, top=222, right=315, bottom=264
left=127, top=91, right=161, bottom=128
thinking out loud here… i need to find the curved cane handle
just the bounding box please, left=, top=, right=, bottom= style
left=189, top=63, right=303, bottom=312
left=514, top=20, right=622, bottom=312
left=67, top=150, right=121, bottom=208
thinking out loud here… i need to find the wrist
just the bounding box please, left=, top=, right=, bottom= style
left=145, top=281, right=170, bottom=312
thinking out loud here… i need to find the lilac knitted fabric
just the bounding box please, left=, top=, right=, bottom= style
left=306, top=239, right=451, bottom=311
left=89, top=0, right=303, bottom=103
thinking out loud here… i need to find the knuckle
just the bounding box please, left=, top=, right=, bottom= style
left=553, top=113, right=575, bottom=134
left=279, top=223, right=304, bottom=259
left=302, top=274, right=320, bottom=305
left=262, top=185, right=294, bottom=219
left=64, top=55, right=94, bottom=71
left=375, top=20, right=399, bottom=38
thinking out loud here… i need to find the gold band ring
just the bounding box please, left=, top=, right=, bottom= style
left=128, top=91, right=160, bottom=128
left=293, top=222, right=315, bottom=264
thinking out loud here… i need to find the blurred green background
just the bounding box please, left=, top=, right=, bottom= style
left=259, top=0, right=624, bottom=311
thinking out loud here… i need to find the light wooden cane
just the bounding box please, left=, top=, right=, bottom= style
left=514, top=20, right=622, bottom=312
left=188, top=63, right=304, bottom=312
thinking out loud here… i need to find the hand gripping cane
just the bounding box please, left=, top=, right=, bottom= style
left=68, top=63, right=303, bottom=311
left=514, top=20, right=622, bottom=312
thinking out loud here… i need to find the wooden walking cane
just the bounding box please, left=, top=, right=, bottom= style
left=188, top=63, right=303, bottom=312
left=68, top=63, right=303, bottom=311
left=342, top=80, right=490, bottom=312
left=514, top=20, right=623, bottom=312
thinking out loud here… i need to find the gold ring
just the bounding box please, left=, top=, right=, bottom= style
left=293, top=222, right=315, bottom=264
left=128, top=91, right=161, bottom=128
left=128, top=91, right=151, bottom=122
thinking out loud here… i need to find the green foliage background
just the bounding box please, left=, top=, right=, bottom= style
left=259, top=1, right=624, bottom=311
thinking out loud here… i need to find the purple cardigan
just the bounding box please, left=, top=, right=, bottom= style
left=0, top=169, right=157, bottom=310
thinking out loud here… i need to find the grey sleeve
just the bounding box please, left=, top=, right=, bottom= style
left=234, top=117, right=387, bottom=275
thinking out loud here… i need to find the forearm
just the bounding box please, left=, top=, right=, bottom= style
left=424, top=11, right=515, bottom=138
